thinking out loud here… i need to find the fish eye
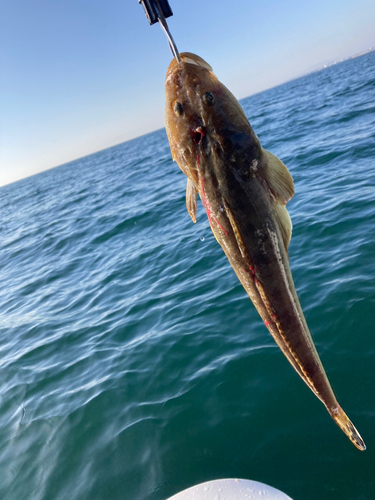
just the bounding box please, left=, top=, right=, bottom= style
left=174, top=101, right=184, bottom=116
left=202, top=92, right=215, bottom=106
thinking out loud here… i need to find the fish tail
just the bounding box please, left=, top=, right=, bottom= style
left=329, top=404, right=366, bottom=451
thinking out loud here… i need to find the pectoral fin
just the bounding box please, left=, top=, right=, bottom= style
left=274, top=204, right=293, bottom=253
left=186, top=178, right=197, bottom=223
left=260, top=149, right=294, bottom=252
left=262, top=149, right=295, bottom=205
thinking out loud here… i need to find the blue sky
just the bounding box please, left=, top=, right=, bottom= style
left=1, top=0, right=374, bottom=187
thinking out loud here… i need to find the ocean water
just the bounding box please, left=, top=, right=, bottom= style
left=0, top=50, right=374, bottom=500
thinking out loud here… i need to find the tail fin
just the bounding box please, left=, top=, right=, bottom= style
left=330, top=405, right=366, bottom=451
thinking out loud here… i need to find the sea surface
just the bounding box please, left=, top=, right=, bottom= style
left=0, top=50, right=374, bottom=500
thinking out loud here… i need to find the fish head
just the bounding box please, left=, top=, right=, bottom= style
left=165, top=52, right=261, bottom=190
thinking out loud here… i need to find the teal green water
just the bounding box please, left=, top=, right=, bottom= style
left=0, top=51, right=374, bottom=499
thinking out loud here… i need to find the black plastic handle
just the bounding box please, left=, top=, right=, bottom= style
left=138, top=0, right=173, bottom=25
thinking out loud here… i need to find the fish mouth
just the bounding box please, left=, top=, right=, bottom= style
left=191, top=126, right=205, bottom=145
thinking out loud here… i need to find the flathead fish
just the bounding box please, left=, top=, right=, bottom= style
left=164, top=52, right=365, bottom=451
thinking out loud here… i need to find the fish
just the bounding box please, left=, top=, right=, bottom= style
left=164, top=52, right=366, bottom=451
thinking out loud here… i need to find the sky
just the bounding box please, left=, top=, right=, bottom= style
left=1, top=0, right=374, bottom=187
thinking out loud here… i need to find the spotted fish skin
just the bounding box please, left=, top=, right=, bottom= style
left=164, top=52, right=365, bottom=451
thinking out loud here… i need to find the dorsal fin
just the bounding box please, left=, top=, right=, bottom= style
left=261, top=149, right=294, bottom=205
left=186, top=178, right=197, bottom=223
left=274, top=204, right=293, bottom=253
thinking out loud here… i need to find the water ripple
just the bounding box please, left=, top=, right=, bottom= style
left=0, top=53, right=374, bottom=500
